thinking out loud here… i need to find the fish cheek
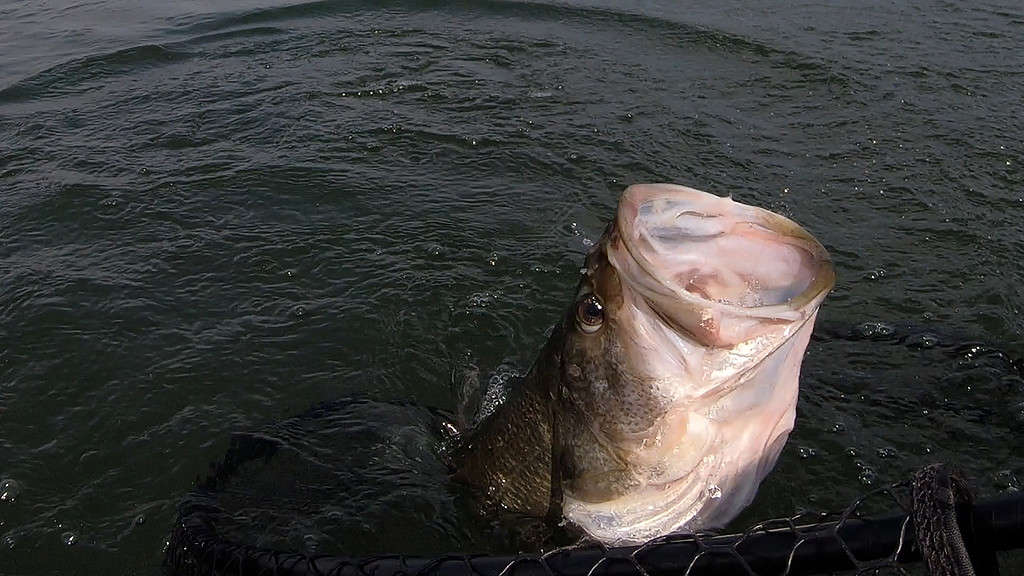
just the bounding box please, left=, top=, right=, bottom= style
left=558, top=326, right=638, bottom=503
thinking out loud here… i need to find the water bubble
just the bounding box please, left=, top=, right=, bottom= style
left=858, top=467, right=877, bottom=486
left=302, top=533, right=318, bottom=553
left=906, top=333, right=940, bottom=349
left=876, top=447, right=898, bottom=459
left=994, top=470, right=1020, bottom=492
left=706, top=485, right=722, bottom=500
left=487, top=252, right=498, bottom=266
left=2, top=535, right=13, bottom=549
left=134, top=515, right=146, bottom=526
left=864, top=267, right=886, bottom=280
left=830, top=422, right=847, bottom=433
left=845, top=447, right=859, bottom=457
left=293, top=305, right=306, bottom=318
left=854, top=321, right=895, bottom=338
left=0, top=479, right=20, bottom=503
left=566, top=152, right=579, bottom=161
left=62, top=532, right=78, bottom=546
left=467, top=291, right=499, bottom=309
left=798, top=446, right=817, bottom=459
left=425, top=243, right=443, bottom=256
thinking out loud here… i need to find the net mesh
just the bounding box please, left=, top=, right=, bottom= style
left=165, top=399, right=1022, bottom=576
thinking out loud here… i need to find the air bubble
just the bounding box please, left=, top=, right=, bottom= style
left=994, top=470, right=1020, bottom=492
left=487, top=252, right=498, bottom=266
left=0, top=479, right=20, bottom=503
left=858, top=468, right=877, bottom=486
left=62, top=531, right=78, bottom=546
left=830, top=422, right=847, bottom=433
left=798, top=446, right=816, bottom=459
left=854, top=321, right=895, bottom=338
left=907, top=333, right=940, bottom=349
left=876, top=447, right=898, bottom=459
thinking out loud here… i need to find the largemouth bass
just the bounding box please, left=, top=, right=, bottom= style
left=452, top=183, right=835, bottom=545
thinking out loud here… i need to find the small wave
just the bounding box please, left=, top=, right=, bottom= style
left=0, top=44, right=193, bottom=104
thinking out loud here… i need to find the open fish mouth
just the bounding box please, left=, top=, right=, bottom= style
left=608, top=183, right=835, bottom=347
left=561, top=184, right=835, bottom=544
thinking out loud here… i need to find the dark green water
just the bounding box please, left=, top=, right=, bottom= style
left=1, top=0, right=1022, bottom=573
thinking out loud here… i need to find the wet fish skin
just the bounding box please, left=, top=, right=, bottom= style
left=452, top=184, right=834, bottom=545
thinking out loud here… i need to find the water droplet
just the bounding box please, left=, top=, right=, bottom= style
left=134, top=515, right=146, bottom=526
left=293, top=305, right=306, bottom=317
left=858, top=468, right=877, bottom=486
left=425, top=243, right=443, bottom=256
left=62, top=532, right=78, bottom=546
left=830, top=422, right=847, bottom=433
left=487, top=252, right=498, bottom=266
left=0, top=479, right=20, bottom=503
left=706, top=485, right=722, bottom=499
left=845, top=447, right=858, bottom=457
left=566, top=152, right=579, bottom=161
left=798, top=446, right=816, bottom=459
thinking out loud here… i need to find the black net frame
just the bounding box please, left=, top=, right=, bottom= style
left=166, top=429, right=1024, bottom=576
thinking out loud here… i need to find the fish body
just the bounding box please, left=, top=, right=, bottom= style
left=452, top=184, right=835, bottom=545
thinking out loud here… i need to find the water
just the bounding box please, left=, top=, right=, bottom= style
left=1, top=0, right=1022, bottom=573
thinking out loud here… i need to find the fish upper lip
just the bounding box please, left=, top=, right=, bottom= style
left=612, top=184, right=836, bottom=318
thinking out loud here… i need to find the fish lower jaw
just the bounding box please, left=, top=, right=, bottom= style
left=561, top=472, right=734, bottom=546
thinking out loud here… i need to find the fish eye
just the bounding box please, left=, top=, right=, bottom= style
left=575, top=294, right=604, bottom=334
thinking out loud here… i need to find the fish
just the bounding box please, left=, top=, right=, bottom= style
left=451, top=183, right=835, bottom=545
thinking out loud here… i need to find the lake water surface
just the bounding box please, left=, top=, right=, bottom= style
left=1, top=1, right=1022, bottom=574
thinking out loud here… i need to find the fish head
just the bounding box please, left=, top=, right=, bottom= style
left=555, top=183, right=834, bottom=544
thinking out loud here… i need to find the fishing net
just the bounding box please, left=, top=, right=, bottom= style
left=165, top=398, right=1024, bottom=576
